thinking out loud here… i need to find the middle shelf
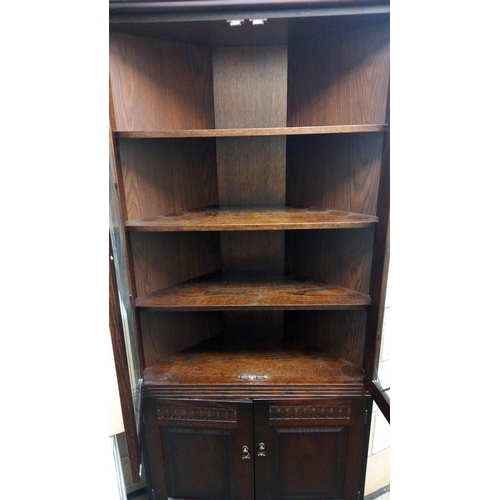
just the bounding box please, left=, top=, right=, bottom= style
left=135, top=270, right=371, bottom=311
left=126, top=204, right=378, bottom=232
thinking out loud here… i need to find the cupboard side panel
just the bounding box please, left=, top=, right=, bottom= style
left=286, top=133, right=384, bottom=216
left=284, top=310, right=366, bottom=366
left=286, top=229, right=374, bottom=295
left=287, top=21, right=389, bottom=126
left=342, top=22, right=390, bottom=126
left=139, top=311, right=225, bottom=367
left=109, top=32, right=215, bottom=131
left=119, top=138, right=218, bottom=221
left=130, top=232, right=221, bottom=297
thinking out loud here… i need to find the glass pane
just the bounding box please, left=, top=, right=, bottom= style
left=374, top=266, right=390, bottom=401
left=109, top=153, right=142, bottom=430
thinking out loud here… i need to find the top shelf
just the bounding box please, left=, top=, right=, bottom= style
left=114, top=124, right=387, bottom=139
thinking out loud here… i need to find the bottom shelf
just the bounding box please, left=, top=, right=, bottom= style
left=143, top=338, right=367, bottom=399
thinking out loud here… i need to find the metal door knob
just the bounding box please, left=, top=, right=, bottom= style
left=242, top=445, right=251, bottom=459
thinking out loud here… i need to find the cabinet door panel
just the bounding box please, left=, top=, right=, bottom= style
left=146, top=399, right=254, bottom=500
left=273, top=425, right=347, bottom=498
left=254, top=399, right=366, bottom=500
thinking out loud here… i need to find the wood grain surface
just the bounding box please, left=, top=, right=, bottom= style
left=220, top=231, right=284, bottom=270
left=216, top=137, right=286, bottom=205
left=113, top=125, right=387, bottom=138
left=288, top=20, right=389, bottom=126
left=286, top=228, right=374, bottom=295
left=144, top=339, right=364, bottom=388
left=109, top=32, right=214, bottom=131
left=118, top=137, right=218, bottom=220
left=285, top=310, right=367, bottom=366
left=286, top=133, right=384, bottom=215
left=213, top=45, right=287, bottom=129
left=130, top=232, right=221, bottom=297
left=135, top=269, right=371, bottom=311
left=139, top=311, right=224, bottom=367
left=109, top=7, right=390, bottom=428
left=126, top=204, right=378, bottom=231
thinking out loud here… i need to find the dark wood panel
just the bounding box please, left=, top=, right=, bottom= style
left=129, top=232, right=221, bottom=296
left=119, top=137, right=218, bottom=220
left=286, top=229, right=375, bottom=294
left=109, top=32, right=215, bottom=131
left=217, top=137, right=286, bottom=204
left=126, top=204, right=378, bottom=231
left=114, top=124, right=387, bottom=138
left=220, top=232, right=284, bottom=270
left=344, top=398, right=371, bottom=499
left=160, top=401, right=254, bottom=500
left=211, top=42, right=288, bottom=315
left=342, top=22, right=390, bottom=125
left=288, top=20, right=389, bottom=126
left=213, top=45, right=287, bottom=129
left=139, top=311, right=224, bottom=367
left=286, top=133, right=384, bottom=216
left=110, top=0, right=390, bottom=16
left=285, top=310, right=367, bottom=366
left=216, top=136, right=287, bottom=296
left=223, top=310, right=284, bottom=342
left=143, top=398, right=168, bottom=498
left=135, top=269, right=371, bottom=311
left=254, top=399, right=363, bottom=500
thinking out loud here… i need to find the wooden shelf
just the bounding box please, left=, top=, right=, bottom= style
left=126, top=205, right=378, bottom=232
left=135, top=270, right=371, bottom=311
left=143, top=339, right=366, bottom=399
left=114, top=124, right=387, bottom=139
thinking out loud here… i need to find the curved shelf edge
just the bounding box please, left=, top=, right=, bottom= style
left=114, top=124, right=388, bottom=139
left=126, top=205, right=378, bottom=232
left=135, top=270, right=371, bottom=311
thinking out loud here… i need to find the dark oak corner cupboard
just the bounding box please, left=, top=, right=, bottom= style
left=108, top=1, right=390, bottom=499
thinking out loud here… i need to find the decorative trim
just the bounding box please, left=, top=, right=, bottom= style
left=269, top=404, right=350, bottom=420
left=158, top=405, right=237, bottom=423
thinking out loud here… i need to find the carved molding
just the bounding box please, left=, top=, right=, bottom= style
left=158, top=405, right=237, bottom=423
left=269, top=404, right=351, bottom=420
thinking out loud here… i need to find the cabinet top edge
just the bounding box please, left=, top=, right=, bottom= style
left=110, top=1, right=389, bottom=24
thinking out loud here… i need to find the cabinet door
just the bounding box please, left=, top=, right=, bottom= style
left=253, top=399, right=368, bottom=500
left=144, top=399, right=254, bottom=500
